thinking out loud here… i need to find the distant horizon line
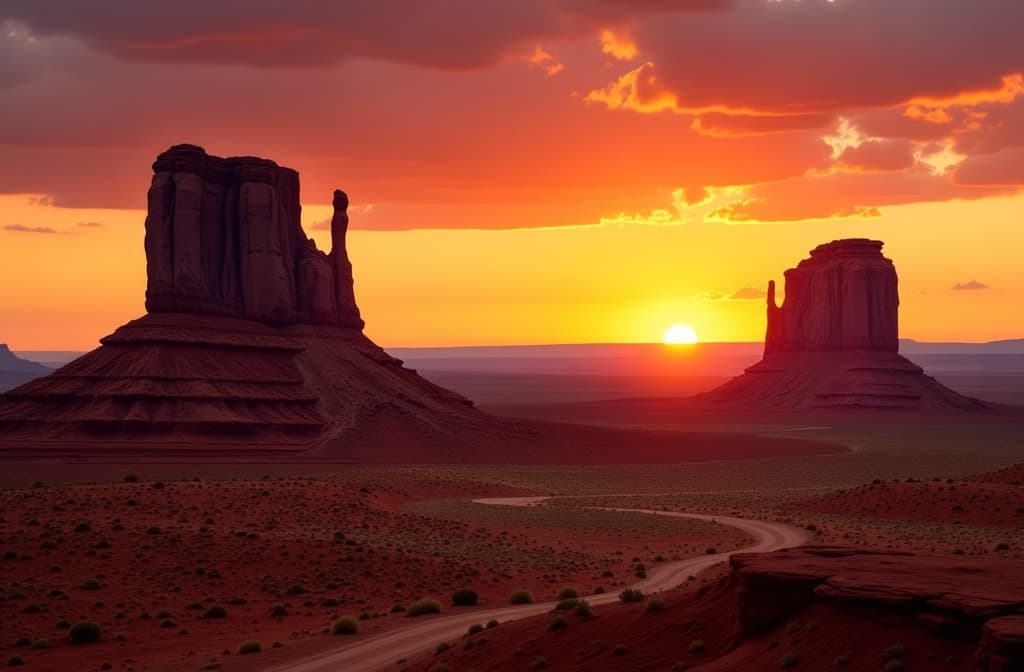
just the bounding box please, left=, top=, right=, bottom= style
left=11, top=335, right=1024, bottom=356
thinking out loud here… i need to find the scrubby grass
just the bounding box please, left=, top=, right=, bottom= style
left=237, top=640, right=262, bottom=655
left=332, top=615, right=359, bottom=635
left=69, top=620, right=102, bottom=644
left=510, top=589, right=533, bottom=604
left=407, top=598, right=442, bottom=617
left=451, top=587, right=478, bottom=606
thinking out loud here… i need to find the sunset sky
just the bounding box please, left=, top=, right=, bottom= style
left=2, top=0, right=1022, bottom=349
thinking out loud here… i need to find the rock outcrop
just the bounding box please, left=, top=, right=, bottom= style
left=144, top=144, right=362, bottom=328
left=730, top=546, right=1024, bottom=670
left=0, top=345, right=51, bottom=393
left=765, top=239, right=898, bottom=354
left=0, top=145, right=496, bottom=453
left=699, top=239, right=990, bottom=412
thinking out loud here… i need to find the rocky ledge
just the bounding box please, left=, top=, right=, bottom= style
left=730, top=546, right=1024, bottom=670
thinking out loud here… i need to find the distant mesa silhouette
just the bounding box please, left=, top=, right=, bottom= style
left=699, top=239, right=991, bottom=412
left=0, top=144, right=496, bottom=455
left=0, top=344, right=52, bottom=394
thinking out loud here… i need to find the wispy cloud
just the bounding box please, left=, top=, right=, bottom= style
left=728, top=286, right=767, bottom=300
left=3, top=224, right=61, bottom=234
left=76, top=221, right=103, bottom=228
left=951, top=279, right=989, bottom=290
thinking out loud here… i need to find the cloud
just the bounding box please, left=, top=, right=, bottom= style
left=728, top=286, right=766, bottom=300
left=0, top=1, right=732, bottom=72
left=953, top=146, right=1024, bottom=187
left=3, top=223, right=60, bottom=234
left=952, top=280, right=990, bottom=291
left=626, top=1, right=1024, bottom=116
left=837, top=139, right=916, bottom=173
left=75, top=221, right=102, bottom=227
left=310, top=218, right=332, bottom=232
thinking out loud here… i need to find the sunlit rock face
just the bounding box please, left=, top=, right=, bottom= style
left=765, top=239, right=899, bottom=355
left=144, top=144, right=363, bottom=329
left=699, top=239, right=990, bottom=412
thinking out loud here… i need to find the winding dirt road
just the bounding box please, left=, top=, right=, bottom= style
left=267, top=497, right=810, bottom=672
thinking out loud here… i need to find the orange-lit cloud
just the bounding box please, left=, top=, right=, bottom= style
left=2, top=0, right=1024, bottom=348
left=599, top=30, right=637, bottom=61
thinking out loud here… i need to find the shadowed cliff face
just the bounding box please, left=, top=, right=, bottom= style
left=144, top=144, right=362, bottom=328
left=765, top=239, right=898, bottom=355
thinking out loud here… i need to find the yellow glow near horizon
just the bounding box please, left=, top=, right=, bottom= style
left=663, top=324, right=699, bottom=345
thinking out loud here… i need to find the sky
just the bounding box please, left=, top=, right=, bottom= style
left=1, top=0, right=1023, bottom=349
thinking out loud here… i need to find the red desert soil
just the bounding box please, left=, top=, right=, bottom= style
left=0, top=476, right=745, bottom=672
left=412, top=546, right=1024, bottom=672
left=798, top=466, right=1024, bottom=529
left=407, top=574, right=976, bottom=672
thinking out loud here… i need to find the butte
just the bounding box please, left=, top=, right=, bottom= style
left=0, top=145, right=506, bottom=458
left=698, top=239, right=991, bottom=412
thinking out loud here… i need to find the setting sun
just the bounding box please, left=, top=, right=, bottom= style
left=663, top=323, right=699, bottom=345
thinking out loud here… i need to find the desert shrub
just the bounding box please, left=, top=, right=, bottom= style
left=486, top=619, right=499, bottom=629
left=573, top=600, right=593, bottom=619
left=509, top=589, right=533, bottom=604
left=547, top=615, right=567, bottom=631
left=468, top=623, right=484, bottom=634
left=781, top=652, right=799, bottom=668
left=556, top=587, right=578, bottom=600
left=619, top=588, right=644, bottom=603
left=80, top=579, right=101, bottom=591
left=834, top=654, right=850, bottom=666
left=883, top=644, right=906, bottom=660
left=69, top=621, right=102, bottom=644
left=406, top=599, right=442, bottom=617
left=995, top=542, right=1011, bottom=551
left=390, top=603, right=405, bottom=613
left=204, top=606, right=227, bottom=619
left=451, top=587, right=478, bottom=606
left=31, top=640, right=51, bottom=650
left=285, top=584, right=306, bottom=595
left=431, top=665, right=452, bottom=672
left=646, top=596, right=666, bottom=612
left=332, top=615, right=359, bottom=635
left=531, top=656, right=549, bottom=670
left=269, top=604, right=288, bottom=617
left=238, top=640, right=262, bottom=655
left=689, top=639, right=706, bottom=653
left=74, top=522, right=91, bottom=533
left=187, top=602, right=203, bottom=611
left=785, top=621, right=801, bottom=634
left=705, top=547, right=717, bottom=555
left=322, top=597, right=340, bottom=607
left=124, top=474, right=138, bottom=483
left=613, top=644, right=628, bottom=655
left=883, top=661, right=904, bottom=672
left=555, top=598, right=579, bottom=611
left=8, top=656, right=25, bottom=667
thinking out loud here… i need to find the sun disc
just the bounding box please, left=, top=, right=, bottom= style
left=663, top=324, right=698, bottom=345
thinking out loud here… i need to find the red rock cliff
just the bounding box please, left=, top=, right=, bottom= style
left=765, top=239, right=898, bottom=355
left=144, top=144, right=363, bottom=328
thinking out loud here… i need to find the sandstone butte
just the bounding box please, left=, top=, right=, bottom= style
left=0, top=145, right=506, bottom=457
left=699, top=239, right=991, bottom=412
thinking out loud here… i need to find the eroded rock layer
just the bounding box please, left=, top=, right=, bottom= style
left=729, top=546, right=1024, bottom=670
left=0, top=145, right=492, bottom=453
left=700, top=239, right=990, bottom=412
left=144, top=144, right=362, bottom=328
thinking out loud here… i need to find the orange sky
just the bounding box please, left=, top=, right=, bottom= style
left=1, top=1, right=1023, bottom=349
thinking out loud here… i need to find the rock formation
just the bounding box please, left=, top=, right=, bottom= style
left=730, top=546, right=1024, bottom=670
left=143, top=144, right=362, bottom=328
left=0, top=344, right=51, bottom=393
left=699, top=239, right=990, bottom=412
left=765, top=239, right=898, bottom=354
left=0, top=145, right=495, bottom=453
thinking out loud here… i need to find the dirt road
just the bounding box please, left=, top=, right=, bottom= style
left=267, top=497, right=810, bottom=672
